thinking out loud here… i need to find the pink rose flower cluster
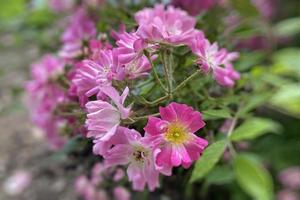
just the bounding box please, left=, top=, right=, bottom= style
left=75, top=163, right=130, bottom=200
left=25, top=55, right=69, bottom=149
left=87, top=102, right=208, bottom=191
left=59, top=8, right=97, bottom=60
left=26, top=3, right=241, bottom=192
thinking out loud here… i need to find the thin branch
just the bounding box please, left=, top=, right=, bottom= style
left=172, top=71, right=200, bottom=93
left=140, top=94, right=170, bottom=106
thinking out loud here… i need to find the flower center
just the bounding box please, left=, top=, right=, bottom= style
left=96, top=70, right=110, bottom=86
left=131, top=145, right=149, bottom=165
left=164, top=122, right=189, bottom=145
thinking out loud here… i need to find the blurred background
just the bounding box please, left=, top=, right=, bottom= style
left=0, top=0, right=300, bottom=199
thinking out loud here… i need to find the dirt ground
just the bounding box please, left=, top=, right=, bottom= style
left=0, top=37, right=78, bottom=200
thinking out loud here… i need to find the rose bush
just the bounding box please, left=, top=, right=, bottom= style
left=2, top=0, right=299, bottom=199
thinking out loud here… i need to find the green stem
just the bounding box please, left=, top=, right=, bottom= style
left=226, top=111, right=239, bottom=157
left=145, top=52, right=167, bottom=92
left=227, top=116, right=237, bottom=137
left=123, top=113, right=160, bottom=124
left=139, top=69, right=201, bottom=107
left=161, top=49, right=174, bottom=94
left=172, top=71, right=199, bottom=93
left=141, top=94, right=170, bottom=106
left=133, top=113, right=160, bottom=120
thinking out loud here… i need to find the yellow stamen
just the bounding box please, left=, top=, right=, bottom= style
left=164, top=122, right=189, bottom=145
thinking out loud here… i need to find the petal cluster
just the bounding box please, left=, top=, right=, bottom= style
left=75, top=163, right=130, bottom=200
left=190, top=32, right=240, bottom=87
left=90, top=102, right=208, bottom=191
left=25, top=55, right=68, bottom=149
left=144, top=102, right=208, bottom=174
left=86, top=86, right=131, bottom=141
left=59, top=8, right=97, bottom=59
left=135, top=4, right=197, bottom=45
left=113, top=27, right=153, bottom=79
left=103, top=127, right=160, bottom=191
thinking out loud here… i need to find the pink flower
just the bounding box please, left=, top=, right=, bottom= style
left=190, top=33, right=240, bottom=87
left=75, top=164, right=129, bottom=200
left=90, top=163, right=106, bottom=185
left=251, top=0, right=275, bottom=19
left=277, top=189, right=299, bottom=200
left=113, top=168, right=125, bottom=182
left=135, top=4, right=197, bottom=45
left=75, top=175, right=108, bottom=200
left=42, top=119, right=69, bottom=150
left=104, top=127, right=160, bottom=191
left=113, top=186, right=131, bottom=200
left=144, top=102, right=208, bottom=174
left=48, top=0, right=75, bottom=12
left=85, top=87, right=131, bottom=141
left=279, top=167, right=300, bottom=189
left=25, top=55, right=68, bottom=149
left=92, top=125, right=131, bottom=156
left=113, top=28, right=153, bottom=79
left=27, top=54, right=65, bottom=84
left=3, top=170, right=32, bottom=196
left=59, top=8, right=96, bottom=59
left=172, top=0, right=216, bottom=16
left=75, top=175, right=90, bottom=194
left=71, top=50, right=124, bottom=104
left=88, top=39, right=112, bottom=60
left=84, top=0, right=105, bottom=8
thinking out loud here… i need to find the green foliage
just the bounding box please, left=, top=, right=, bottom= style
left=206, top=165, right=235, bottom=185
left=273, top=48, right=300, bottom=76
left=230, top=118, right=281, bottom=141
left=274, top=17, right=300, bottom=37
left=51, top=136, right=88, bottom=160
left=237, top=94, right=271, bottom=116
left=270, top=84, right=300, bottom=116
left=190, top=140, right=227, bottom=183
left=235, top=52, right=266, bottom=71
left=26, top=9, right=56, bottom=28
left=0, top=0, right=25, bottom=20
left=234, top=154, right=273, bottom=200
left=202, top=108, right=232, bottom=120
left=231, top=0, right=259, bottom=18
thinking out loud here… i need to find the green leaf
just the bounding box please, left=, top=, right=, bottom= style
left=206, top=165, right=235, bottom=185
left=139, top=82, right=155, bottom=96
left=272, top=48, right=300, bottom=76
left=238, top=94, right=271, bottom=116
left=234, top=154, right=273, bottom=200
left=202, top=109, right=232, bottom=120
left=190, top=140, right=227, bottom=183
left=231, top=0, right=259, bottom=18
left=0, top=0, right=25, bottom=20
left=274, top=17, right=300, bottom=37
left=51, top=136, right=87, bottom=160
left=26, top=9, right=56, bottom=28
left=270, top=84, right=300, bottom=116
left=230, top=118, right=281, bottom=141
left=235, top=52, right=266, bottom=71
